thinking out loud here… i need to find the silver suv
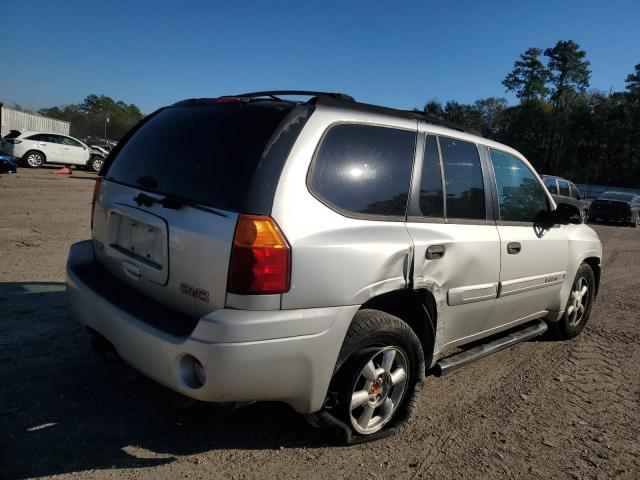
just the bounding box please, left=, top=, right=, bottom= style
left=66, top=91, right=602, bottom=442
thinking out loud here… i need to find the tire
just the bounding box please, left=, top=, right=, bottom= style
left=580, top=209, right=588, bottom=224
left=322, top=309, right=425, bottom=443
left=90, top=155, right=104, bottom=172
left=587, top=216, right=596, bottom=224
left=548, top=263, right=595, bottom=340
left=23, top=151, right=44, bottom=168
left=631, top=214, right=639, bottom=228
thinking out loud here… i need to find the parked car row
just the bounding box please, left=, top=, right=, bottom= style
left=0, top=130, right=109, bottom=172
left=541, top=175, right=590, bottom=223
left=588, top=191, right=640, bottom=227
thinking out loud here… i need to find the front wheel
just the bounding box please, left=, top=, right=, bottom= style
left=90, top=155, right=104, bottom=172
left=549, top=263, right=595, bottom=340
left=326, top=309, right=425, bottom=442
left=631, top=214, right=639, bottom=228
left=580, top=209, right=588, bottom=224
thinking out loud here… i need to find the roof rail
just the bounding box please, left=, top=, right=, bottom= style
left=232, top=90, right=355, bottom=102
left=221, top=90, right=478, bottom=135
left=313, top=96, right=478, bottom=135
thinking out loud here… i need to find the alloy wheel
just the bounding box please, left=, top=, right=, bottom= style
left=27, top=153, right=42, bottom=167
left=349, top=346, right=409, bottom=435
left=566, top=276, right=589, bottom=327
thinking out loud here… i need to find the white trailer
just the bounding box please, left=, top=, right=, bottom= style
left=0, top=104, right=70, bottom=137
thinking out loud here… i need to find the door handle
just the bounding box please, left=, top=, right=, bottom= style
left=426, top=245, right=445, bottom=260
left=507, top=242, right=521, bottom=254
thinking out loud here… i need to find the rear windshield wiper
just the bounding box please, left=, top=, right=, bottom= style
left=133, top=192, right=227, bottom=218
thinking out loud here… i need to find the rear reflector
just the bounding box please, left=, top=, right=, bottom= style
left=227, top=215, right=291, bottom=295
left=91, top=178, right=102, bottom=229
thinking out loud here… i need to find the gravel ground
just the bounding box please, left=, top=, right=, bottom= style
left=1, top=168, right=639, bottom=479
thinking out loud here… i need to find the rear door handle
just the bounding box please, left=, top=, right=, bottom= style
left=507, top=242, right=521, bottom=254
left=426, top=245, right=446, bottom=260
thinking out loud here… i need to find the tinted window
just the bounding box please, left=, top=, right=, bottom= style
left=558, top=179, right=570, bottom=196
left=62, top=136, right=82, bottom=147
left=440, top=137, right=485, bottom=219
left=599, top=191, right=635, bottom=202
left=490, top=149, right=548, bottom=222
left=543, top=176, right=558, bottom=194
left=309, top=124, right=416, bottom=217
left=419, top=135, right=443, bottom=217
left=106, top=103, right=294, bottom=211
left=27, top=134, right=53, bottom=142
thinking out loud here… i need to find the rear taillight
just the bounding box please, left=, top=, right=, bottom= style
left=91, top=178, right=102, bottom=229
left=227, top=215, right=291, bottom=295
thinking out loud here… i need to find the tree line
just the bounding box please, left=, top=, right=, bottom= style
left=421, top=40, right=640, bottom=188
left=39, top=94, right=144, bottom=142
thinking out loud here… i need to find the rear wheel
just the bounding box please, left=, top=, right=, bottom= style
left=24, top=151, right=44, bottom=168
left=580, top=209, right=588, bottom=224
left=549, top=263, right=595, bottom=340
left=325, top=309, right=425, bottom=442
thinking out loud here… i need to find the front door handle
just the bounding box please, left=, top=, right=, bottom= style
left=426, top=245, right=446, bottom=260
left=507, top=242, right=522, bottom=254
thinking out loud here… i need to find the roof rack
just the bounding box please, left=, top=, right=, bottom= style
left=232, top=90, right=355, bottom=102
left=227, top=90, right=478, bottom=135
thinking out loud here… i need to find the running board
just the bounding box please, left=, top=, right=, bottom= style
left=433, top=320, right=548, bottom=377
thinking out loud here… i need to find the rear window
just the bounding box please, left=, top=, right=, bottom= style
left=600, top=192, right=635, bottom=202
left=105, top=102, right=295, bottom=211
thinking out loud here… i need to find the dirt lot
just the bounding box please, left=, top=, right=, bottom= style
left=1, top=168, right=639, bottom=479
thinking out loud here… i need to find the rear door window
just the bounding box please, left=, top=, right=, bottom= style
left=309, top=124, right=416, bottom=218
left=105, top=102, right=295, bottom=212
left=418, top=135, right=444, bottom=217
left=439, top=137, right=485, bottom=220
left=490, top=149, right=549, bottom=222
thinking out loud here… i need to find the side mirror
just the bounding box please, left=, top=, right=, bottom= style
left=534, top=203, right=581, bottom=227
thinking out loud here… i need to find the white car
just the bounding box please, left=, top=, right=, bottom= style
left=0, top=130, right=91, bottom=169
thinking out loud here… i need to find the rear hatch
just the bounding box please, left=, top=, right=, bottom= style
left=92, top=100, right=306, bottom=317
left=0, top=130, right=21, bottom=155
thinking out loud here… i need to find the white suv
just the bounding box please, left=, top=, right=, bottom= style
left=1, top=130, right=91, bottom=169
left=66, top=91, right=602, bottom=443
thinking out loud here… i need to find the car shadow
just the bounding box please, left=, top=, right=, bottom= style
left=0, top=282, right=336, bottom=479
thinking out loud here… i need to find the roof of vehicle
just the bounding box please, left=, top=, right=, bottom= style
left=172, top=91, right=528, bottom=161
left=16, top=131, right=85, bottom=142
left=541, top=174, right=574, bottom=183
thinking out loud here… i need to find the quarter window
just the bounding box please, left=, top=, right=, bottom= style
left=309, top=124, right=416, bottom=218
left=419, top=135, right=444, bottom=217
left=490, top=149, right=549, bottom=222
left=439, top=137, right=485, bottom=220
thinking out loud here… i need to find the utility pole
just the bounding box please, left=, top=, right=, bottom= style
left=104, top=115, right=110, bottom=142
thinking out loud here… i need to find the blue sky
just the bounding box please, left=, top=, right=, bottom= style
left=1, top=0, right=639, bottom=113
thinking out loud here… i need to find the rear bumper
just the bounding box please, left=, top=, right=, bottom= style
left=66, top=240, right=357, bottom=413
